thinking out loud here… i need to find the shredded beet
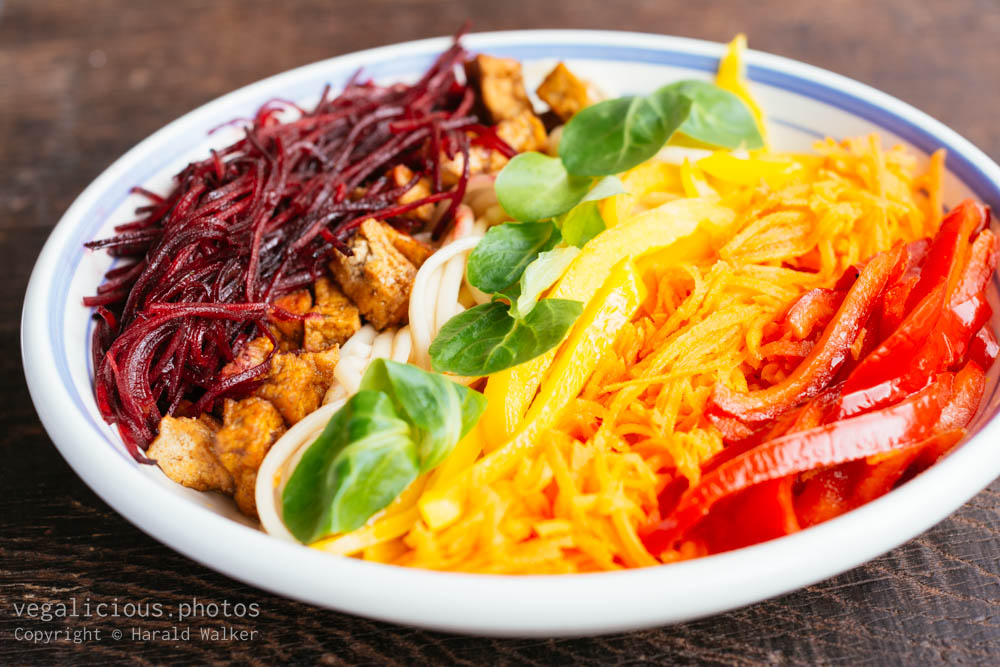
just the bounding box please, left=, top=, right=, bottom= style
left=85, top=35, right=511, bottom=459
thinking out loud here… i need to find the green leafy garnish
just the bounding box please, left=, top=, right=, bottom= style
left=434, top=169, right=621, bottom=376
left=281, top=360, right=486, bottom=543
left=552, top=176, right=623, bottom=248
left=559, top=90, right=692, bottom=176
left=516, top=246, right=580, bottom=315
left=466, top=221, right=560, bottom=293
left=558, top=79, right=763, bottom=177
left=359, top=359, right=486, bottom=470
left=494, top=152, right=591, bottom=222
left=280, top=391, right=417, bottom=543
left=669, top=80, right=764, bottom=149
left=429, top=298, right=583, bottom=376
left=559, top=201, right=606, bottom=248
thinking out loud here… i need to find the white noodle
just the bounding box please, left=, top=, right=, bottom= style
left=371, top=329, right=394, bottom=360
left=255, top=398, right=346, bottom=541
left=435, top=252, right=467, bottom=331
left=407, top=235, right=482, bottom=368
left=391, top=326, right=412, bottom=363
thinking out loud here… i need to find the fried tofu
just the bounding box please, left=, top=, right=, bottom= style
left=390, top=164, right=435, bottom=224
left=380, top=219, right=432, bottom=267
left=304, top=277, right=360, bottom=352
left=254, top=348, right=339, bottom=425
left=496, top=110, right=548, bottom=153
left=148, top=416, right=234, bottom=495
left=270, top=289, right=313, bottom=350
left=536, top=62, right=590, bottom=121
left=440, top=145, right=509, bottom=186
left=303, top=347, right=340, bottom=378
left=465, top=54, right=534, bottom=123
left=214, top=397, right=286, bottom=517
left=328, top=218, right=425, bottom=329
left=220, top=336, right=274, bottom=379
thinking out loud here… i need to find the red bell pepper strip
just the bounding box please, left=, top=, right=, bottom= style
left=848, top=432, right=964, bottom=508
left=834, top=265, right=862, bottom=291
left=835, top=374, right=932, bottom=420
left=952, top=229, right=998, bottom=305
left=879, top=270, right=920, bottom=339
left=690, top=476, right=800, bottom=554
left=843, top=289, right=988, bottom=404
left=906, top=361, right=983, bottom=473
left=939, top=360, right=986, bottom=432
left=903, top=429, right=967, bottom=482
left=843, top=284, right=945, bottom=394
left=786, top=384, right=841, bottom=432
left=794, top=463, right=861, bottom=528
left=933, top=293, right=992, bottom=366
left=968, top=324, right=999, bottom=370
left=904, top=237, right=931, bottom=270
left=706, top=412, right=758, bottom=444
left=784, top=288, right=843, bottom=340
left=711, top=247, right=900, bottom=422
left=905, top=200, right=985, bottom=311
left=647, top=374, right=953, bottom=547
left=844, top=212, right=991, bottom=395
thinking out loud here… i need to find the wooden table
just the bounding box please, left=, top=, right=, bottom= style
left=3, top=0, right=999, bottom=662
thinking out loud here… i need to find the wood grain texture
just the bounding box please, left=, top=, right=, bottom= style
left=2, top=0, right=999, bottom=663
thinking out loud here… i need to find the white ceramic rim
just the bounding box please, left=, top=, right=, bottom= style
left=21, top=30, right=1000, bottom=637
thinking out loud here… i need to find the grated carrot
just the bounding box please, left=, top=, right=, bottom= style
left=312, top=49, right=945, bottom=572
left=382, top=133, right=942, bottom=573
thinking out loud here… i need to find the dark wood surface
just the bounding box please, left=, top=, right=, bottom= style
left=3, top=0, right=1000, bottom=663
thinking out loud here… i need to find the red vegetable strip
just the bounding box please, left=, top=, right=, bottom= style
left=842, top=284, right=945, bottom=394
left=849, top=445, right=927, bottom=508
left=939, top=361, right=986, bottom=432
left=878, top=269, right=920, bottom=338
left=951, top=229, right=998, bottom=305
left=902, top=429, right=967, bottom=482
left=968, top=325, right=999, bottom=370
left=786, top=385, right=841, bottom=432
left=650, top=375, right=952, bottom=545
left=690, top=477, right=800, bottom=554
left=905, top=200, right=985, bottom=310
left=835, top=375, right=931, bottom=420
left=706, top=413, right=757, bottom=444
left=784, top=288, right=843, bottom=340
left=793, top=464, right=860, bottom=528
left=711, top=246, right=900, bottom=422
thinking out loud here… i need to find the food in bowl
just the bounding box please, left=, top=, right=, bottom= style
left=84, top=33, right=998, bottom=574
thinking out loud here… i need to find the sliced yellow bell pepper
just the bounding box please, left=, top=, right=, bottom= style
left=600, top=160, right=684, bottom=227
left=680, top=158, right=716, bottom=198
left=631, top=198, right=736, bottom=272
left=697, top=151, right=798, bottom=188
left=479, top=199, right=717, bottom=451
left=717, top=33, right=767, bottom=144
left=428, top=428, right=484, bottom=489
left=478, top=372, right=521, bottom=451
left=312, top=507, right=420, bottom=556
left=362, top=537, right=408, bottom=563
left=420, top=259, right=647, bottom=530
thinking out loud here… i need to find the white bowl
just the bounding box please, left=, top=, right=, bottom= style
left=21, top=30, right=1000, bottom=636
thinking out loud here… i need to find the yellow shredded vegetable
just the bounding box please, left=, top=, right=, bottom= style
left=381, top=134, right=940, bottom=572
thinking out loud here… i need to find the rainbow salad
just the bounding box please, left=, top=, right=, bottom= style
left=85, top=34, right=998, bottom=573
